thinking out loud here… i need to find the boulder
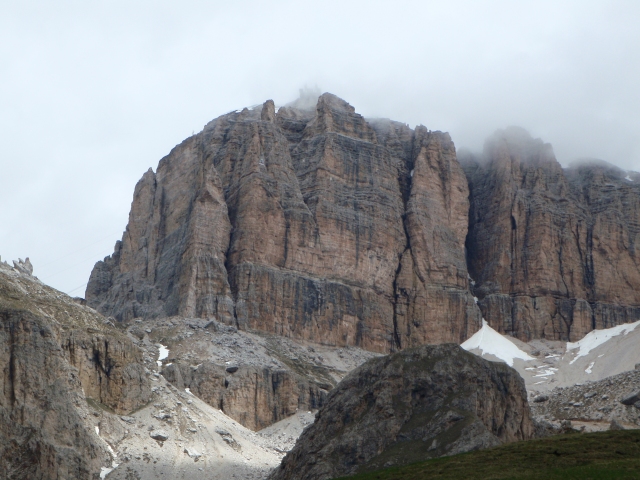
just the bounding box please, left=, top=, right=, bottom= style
left=150, top=431, right=169, bottom=442
left=269, top=344, right=534, bottom=480
left=620, top=391, right=640, bottom=406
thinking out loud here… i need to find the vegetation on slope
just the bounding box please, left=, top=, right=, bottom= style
left=339, top=430, right=640, bottom=480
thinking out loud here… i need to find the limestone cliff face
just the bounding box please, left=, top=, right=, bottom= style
left=87, top=97, right=640, bottom=348
left=463, top=127, right=640, bottom=342
left=0, top=262, right=152, bottom=478
left=162, top=362, right=326, bottom=431
left=87, top=94, right=481, bottom=352
left=269, top=344, right=534, bottom=480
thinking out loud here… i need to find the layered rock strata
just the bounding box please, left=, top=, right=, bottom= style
left=269, top=343, right=535, bottom=480
left=141, top=315, right=378, bottom=431
left=87, top=94, right=481, bottom=352
left=0, top=261, right=152, bottom=478
left=462, top=127, right=640, bottom=342
left=162, top=362, right=326, bottom=431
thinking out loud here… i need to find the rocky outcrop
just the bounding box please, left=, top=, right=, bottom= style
left=269, top=343, right=534, bottom=480
left=0, top=260, right=152, bottom=478
left=87, top=93, right=481, bottom=352
left=162, top=362, right=326, bottom=430
left=0, top=307, right=106, bottom=479
left=142, top=315, right=378, bottom=431
left=463, top=127, right=640, bottom=342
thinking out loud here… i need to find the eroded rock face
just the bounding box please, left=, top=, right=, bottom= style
left=0, top=261, right=152, bottom=478
left=0, top=308, right=105, bottom=479
left=162, top=362, right=326, bottom=430
left=268, top=343, right=534, bottom=480
left=463, top=128, right=640, bottom=342
left=87, top=93, right=481, bottom=352
left=87, top=97, right=640, bottom=349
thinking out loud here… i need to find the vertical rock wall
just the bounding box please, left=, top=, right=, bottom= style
left=87, top=94, right=481, bottom=352
left=87, top=96, right=640, bottom=349
left=463, top=127, right=640, bottom=341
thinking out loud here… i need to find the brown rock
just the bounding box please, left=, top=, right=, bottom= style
left=269, top=344, right=534, bottom=480
left=87, top=93, right=480, bottom=352
left=162, top=362, right=327, bottom=430
left=462, top=127, right=640, bottom=341
left=0, top=259, right=152, bottom=478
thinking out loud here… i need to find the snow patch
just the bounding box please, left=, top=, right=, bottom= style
left=100, top=464, right=119, bottom=479
left=585, top=361, right=595, bottom=374
left=461, top=320, right=534, bottom=366
left=185, top=388, right=193, bottom=396
left=157, top=344, right=169, bottom=367
left=625, top=174, right=632, bottom=181
left=95, top=426, right=100, bottom=436
left=566, top=320, right=640, bottom=364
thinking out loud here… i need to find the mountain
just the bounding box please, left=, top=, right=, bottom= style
left=86, top=95, right=640, bottom=352
left=86, top=93, right=482, bottom=352
left=0, top=259, right=152, bottom=479
left=462, top=127, right=640, bottom=342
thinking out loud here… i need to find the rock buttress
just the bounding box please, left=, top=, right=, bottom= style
left=463, top=127, right=640, bottom=342
left=87, top=93, right=481, bottom=352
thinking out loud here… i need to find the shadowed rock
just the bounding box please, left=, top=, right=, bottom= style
left=269, top=343, right=534, bottom=480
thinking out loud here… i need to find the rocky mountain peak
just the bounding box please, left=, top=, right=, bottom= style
left=87, top=93, right=481, bottom=352
left=261, top=99, right=276, bottom=122
left=87, top=94, right=640, bottom=352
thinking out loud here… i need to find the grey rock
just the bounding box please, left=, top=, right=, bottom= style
left=150, top=430, right=169, bottom=441
left=610, top=419, right=625, bottom=430
left=533, top=395, right=549, bottom=403
left=269, top=344, right=534, bottom=480
left=184, top=447, right=202, bottom=460
left=620, top=391, right=640, bottom=405
left=225, top=365, right=239, bottom=373
left=12, top=257, right=33, bottom=275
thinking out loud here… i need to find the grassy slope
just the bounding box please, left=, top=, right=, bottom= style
left=339, top=430, right=640, bottom=480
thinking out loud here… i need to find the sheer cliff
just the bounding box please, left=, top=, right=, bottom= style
left=462, top=127, right=640, bottom=342
left=87, top=95, right=640, bottom=350
left=87, top=94, right=481, bottom=352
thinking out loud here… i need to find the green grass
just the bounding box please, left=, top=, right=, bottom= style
left=338, top=430, right=640, bottom=480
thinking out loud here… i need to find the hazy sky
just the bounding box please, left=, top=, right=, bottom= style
left=2, top=0, right=639, bottom=295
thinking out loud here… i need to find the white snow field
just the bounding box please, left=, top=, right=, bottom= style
left=566, top=320, right=640, bottom=364
left=461, top=319, right=534, bottom=366
left=462, top=319, right=640, bottom=393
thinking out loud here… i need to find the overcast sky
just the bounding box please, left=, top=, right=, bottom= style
left=2, top=0, right=639, bottom=295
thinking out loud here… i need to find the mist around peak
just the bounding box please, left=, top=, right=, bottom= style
left=285, top=85, right=322, bottom=110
